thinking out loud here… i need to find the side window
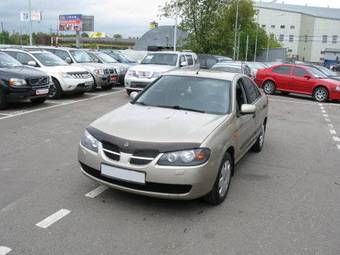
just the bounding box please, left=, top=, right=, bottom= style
left=236, top=80, right=247, bottom=113
left=293, top=67, right=308, bottom=77
left=185, top=55, right=194, bottom=65
left=16, top=52, right=35, bottom=65
left=242, top=77, right=261, bottom=104
left=272, top=66, right=292, bottom=75
left=54, top=50, right=70, bottom=61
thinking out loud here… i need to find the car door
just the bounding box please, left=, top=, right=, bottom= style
left=271, top=65, right=293, bottom=91
left=292, top=66, right=314, bottom=94
left=234, top=79, right=256, bottom=157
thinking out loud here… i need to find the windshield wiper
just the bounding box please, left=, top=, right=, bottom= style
left=155, top=105, right=206, bottom=113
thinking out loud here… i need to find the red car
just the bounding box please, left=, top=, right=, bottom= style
left=255, top=64, right=340, bottom=102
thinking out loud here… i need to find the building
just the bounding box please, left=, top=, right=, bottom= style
left=255, top=1, right=340, bottom=63
left=134, top=25, right=188, bottom=51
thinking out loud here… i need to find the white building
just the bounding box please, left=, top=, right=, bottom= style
left=255, top=1, right=340, bottom=62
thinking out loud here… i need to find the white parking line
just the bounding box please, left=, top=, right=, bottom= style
left=36, top=209, right=71, bottom=229
left=323, top=114, right=329, bottom=118
left=337, top=145, right=340, bottom=150
left=0, top=247, right=11, bottom=255
left=328, top=124, right=334, bottom=129
left=85, top=185, right=109, bottom=198
left=325, top=118, right=331, bottom=122
left=321, top=110, right=327, bottom=114
left=330, top=130, right=337, bottom=135
left=0, top=90, right=123, bottom=121
left=333, top=137, right=340, bottom=142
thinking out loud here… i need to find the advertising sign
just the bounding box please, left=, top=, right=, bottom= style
left=59, top=14, right=82, bottom=31
left=82, top=15, right=94, bottom=32
left=20, top=11, right=42, bottom=22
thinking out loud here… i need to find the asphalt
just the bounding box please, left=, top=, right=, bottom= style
left=0, top=90, right=339, bottom=255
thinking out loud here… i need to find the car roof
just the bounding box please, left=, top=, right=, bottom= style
left=165, top=69, right=240, bottom=81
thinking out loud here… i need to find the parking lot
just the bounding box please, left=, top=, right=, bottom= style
left=0, top=89, right=339, bottom=255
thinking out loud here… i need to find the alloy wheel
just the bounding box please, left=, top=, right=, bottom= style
left=218, top=159, right=232, bottom=198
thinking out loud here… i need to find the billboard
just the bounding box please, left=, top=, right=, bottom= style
left=20, top=11, right=42, bottom=22
left=59, top=14, right=82, bottom=31
left=82, top=15, right=94, bottom=32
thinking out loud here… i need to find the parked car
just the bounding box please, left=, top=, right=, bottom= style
left=124, top=51, right=199, bottom=95
left=211, top=62, right=252, bottom=77
left=255, top=64, right=340, bottom=102
left=78, top=69, right=268, bottom=205
left=0, top=52, right=50, bottom=109
left=297, top=63, right=340, bottom=81
left=197, top=54, right=232, bottom=69
left=86, top=50, right=129, bottom=85
left=245, top=62, right=267, bottom=77
left=101, top=50, right=137, bottom=66
left=3, top=49, right=94, bottom=99
left=38, top=47, right=118, bottom=91
left=331, top=63, right=340, bottom=72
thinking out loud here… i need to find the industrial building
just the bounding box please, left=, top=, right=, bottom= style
left=255, top=1, right=340, bottom=63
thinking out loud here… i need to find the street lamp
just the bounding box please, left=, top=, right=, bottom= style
left=28, top=0, right=33, bottom=45
left=233, top=0, right=239, bottom=60
left=174, top=0, right=178, bottom=52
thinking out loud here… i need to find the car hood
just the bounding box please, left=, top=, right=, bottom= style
left=129, top=64, right=176, bottom=73
left=90, top=103, right=227, bottom=144
left=40, top=65, right=88, bottom=74
left=72, top=62, right=110, bottom=71
left=0, top=66, right=47, bottom=79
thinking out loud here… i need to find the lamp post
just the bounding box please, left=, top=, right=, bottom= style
left=254, top=10, right=259, bottom=61
left=28, top=0, right=33, bottom=45
left=233, top=0, right=239, bottom=60
left=174, top=0, right=178, bottom=52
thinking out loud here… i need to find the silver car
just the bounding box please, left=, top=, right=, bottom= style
left=78, top=70, right=268, bottom=205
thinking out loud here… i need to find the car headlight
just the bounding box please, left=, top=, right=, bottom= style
left=157, top=148, right=211, bottom=166
left=126, top=70, right=137, bottom=78
left=9, top=78, right=27, bottom=87
left=81, top=130, right=99, bottom=152
left=152, top=72, right=162, bottom=78
left=336, top=86, right=340, bottom=91
left=59, top=72, right=72, bottom=79
left=94, top=69, right=105, bottom=76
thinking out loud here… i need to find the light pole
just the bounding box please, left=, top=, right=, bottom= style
left=233, top=0, right=239, bottom=60
left=28, top=0, right=33, bottom=45
left=173, top=0, right=178, bottom=52
left=254, top=10, right=259, bottom=61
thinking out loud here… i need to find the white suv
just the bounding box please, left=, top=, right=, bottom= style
left=124, top=51, right=198, bottom=95
left=4, top=49, right=94, bottom=99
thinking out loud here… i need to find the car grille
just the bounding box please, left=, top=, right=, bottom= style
left=80, top=162, right=192, bottom=194
left=104, top=68, right=117, bottom=75
left=29, top=77, right=49, bottom=86
left=136, top=71, right=152, bottom=78
left=130, top=82, right=149, bottom=89
left=102, top=142, right=158, bottom=165
left=67, top=72, right=91, bottom=79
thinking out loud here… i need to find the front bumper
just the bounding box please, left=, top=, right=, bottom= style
left=6, top=85, right=50, bottom=101
left=94, top=74, right=119, bottom=88
left=78, top=143, right=217, bottom=200
left=59, top=77, right=94, bottom=92
left=124, top=77, right=156, bottom=91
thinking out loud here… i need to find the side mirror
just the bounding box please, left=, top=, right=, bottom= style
left=65, top=57, right=72, bottom=64
left=27, top=60, right=37, bottom=67
left=241, top=104, right=256, bottom=115
left=130, top=91, right=139, bottom=100
left=304, top=75, right=311, bottom=80
left=180, top=61, right=188, bottom=67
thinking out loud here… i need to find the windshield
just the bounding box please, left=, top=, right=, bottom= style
left=246, top=62, right=266, bottom=69
left=69, top=50, right=93, bottom=63
left=104, top=51, right=133, bottom=63
left=141, top=53, right=178, bottom=66
left=0, top=52, right=23, bottom=68
left=212, top=65, right=242, bottom=73
left=97, top=52, right=118, bottom=63
left=315, top=65, right=337, bottom=77
left=32, top=52, right=67, bottom=66
left=134, top=75, right=231, bottom=115
left=307, top=67, right=328, bottom=79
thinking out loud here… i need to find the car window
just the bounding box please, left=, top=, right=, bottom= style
left=69, top=50, right=93, bottom=63
left=273, top=66, right=291, bottom=75
left=242, top=77, right=261, bottom=104
left=0, top=52, right=23, bottom=67
left=12, top=52, right=35, bottom=65
left=179, top=55, right=186, bottom=66
left=185, top=55, right=194, bottom=65
left=53, top=50, right=71, bottom=62
left=293, top=67, right=308, bottom=77
left=87, top=52, right=102, bottom=63
left=32, top=52, right=67, bottom=66
left=141, top=53, right=178, bottom=66
left=236, top=80, right=247, bottom=112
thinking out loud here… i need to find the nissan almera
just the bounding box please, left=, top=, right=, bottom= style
left=78, top=70, right=268, bottom=205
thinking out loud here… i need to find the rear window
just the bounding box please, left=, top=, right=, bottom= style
left=273, top=66, right=291, bottom=75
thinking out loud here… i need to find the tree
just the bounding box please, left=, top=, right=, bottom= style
left=161, top=0, right=281, bottom=60
left=113, top=33, right=122, bottom=39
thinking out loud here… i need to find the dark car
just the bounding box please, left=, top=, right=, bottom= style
left=299, top=63, right=340, bottom=81
left=0, top=52, right=50, bottom=109
left=197, top=54, right=232, bottom=69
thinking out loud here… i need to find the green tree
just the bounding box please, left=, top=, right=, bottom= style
left=113, top=33, right=122, bottom=39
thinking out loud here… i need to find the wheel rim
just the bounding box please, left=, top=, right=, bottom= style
left=315, top=88, right=327, bottom=102
left=264, top=82, right=274, bottom=94
left=259, top=124, right=265, bottom=148
left=218, top=160, right=231, bottom=197
left=49, top=83, right=57, bottom=98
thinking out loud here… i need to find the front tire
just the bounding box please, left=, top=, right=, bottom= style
left=313, top=87, right=329, bottom=102
left=30, top=97, right=46, bottom=104
left=49, top=78, right=62, bottom=99
left=0, top=89, right=8, bottom=110
left=251, top=124, right=266, bottom=152
left=263, top=80, right=276, bottom=95
left=204, top=153, right=233, bottom=205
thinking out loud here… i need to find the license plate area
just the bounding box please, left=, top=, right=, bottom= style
left=101, top=164, right=145, bottom=184
left=36, top=89, right=49, bottom=95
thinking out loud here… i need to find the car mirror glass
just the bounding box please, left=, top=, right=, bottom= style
left=27, top=60, right=37, bottom=67
left=65, top=57, right=72, bottom=64
left=180, top=61, right=188, bottom=67
left=130, top=91, right=139, bottom=100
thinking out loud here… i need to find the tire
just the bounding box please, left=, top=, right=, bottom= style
left=30, top=97, right=46, bottom=104
left=251, top=123, right=266, bottom=153
left=313, top=87, right=329, bottom=102
left=49, top=78, right=62, bottom=99
left=102, top=84, right=113, bottom=91
left=263, top=80, right=276, bottom=95
left=89, top=75, right=97, bottom=92
left=281, top=91, right=289, bottom=96
left=0, top=89, right=8, bottom=110
left=126, top=89, right=132, bottom=96
left=204, top=153, right=233, bottom=205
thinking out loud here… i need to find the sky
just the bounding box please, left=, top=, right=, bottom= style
left=1, top=0, right=340, bottom=38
